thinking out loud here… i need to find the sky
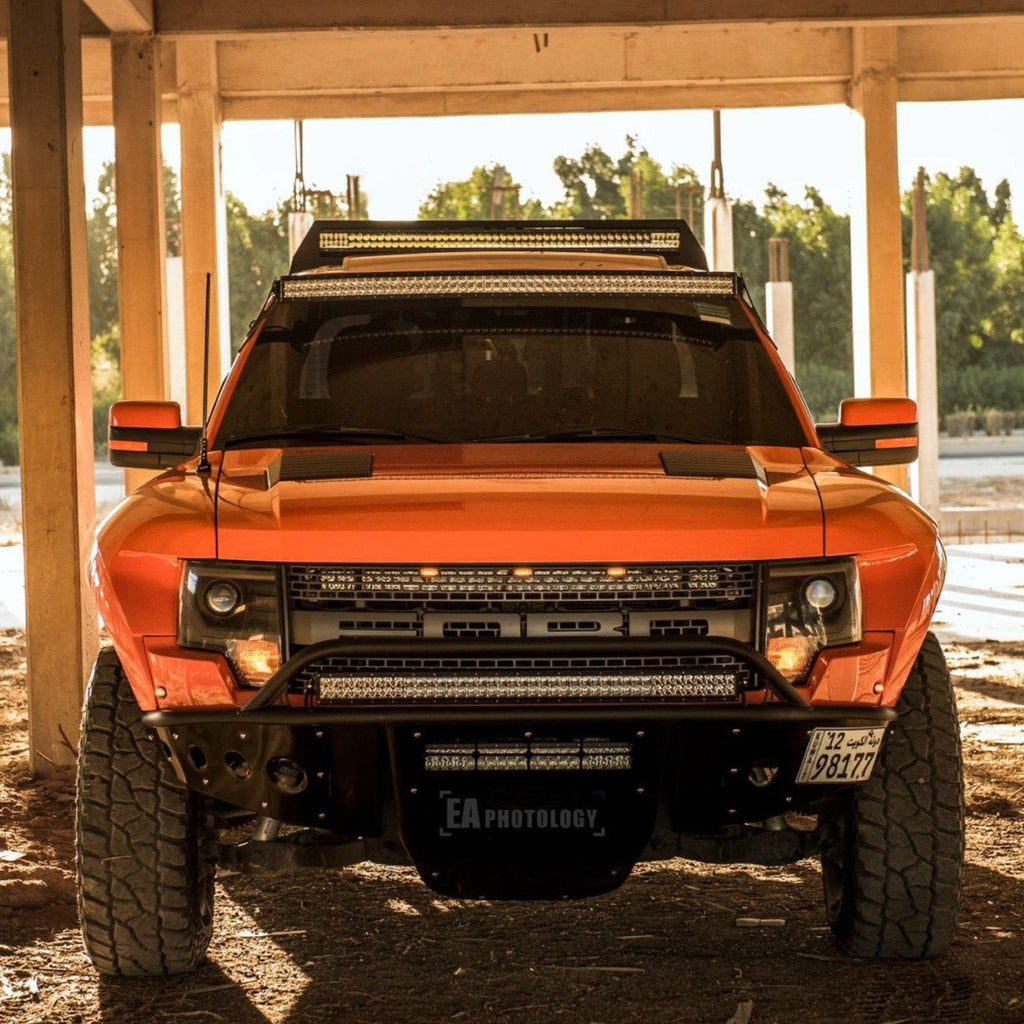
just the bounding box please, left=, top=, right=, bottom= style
left=2, top=98, right=1023, bottom=217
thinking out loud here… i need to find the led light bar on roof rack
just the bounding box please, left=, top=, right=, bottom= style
left=281, top=272, right=737, bottom=300
left=288, top=220, right=710, bottom=273
left=319, top=229, right=682, bottom=254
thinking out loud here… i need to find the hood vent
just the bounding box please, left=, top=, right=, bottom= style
left=660, top=450, right=764, bottom=483
left=267, top=451, right=374, bottom=487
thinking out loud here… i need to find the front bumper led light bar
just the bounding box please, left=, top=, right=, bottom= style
left=280, top=271, right=738, bottom=301
left=318, top=670, right=739, bottom=703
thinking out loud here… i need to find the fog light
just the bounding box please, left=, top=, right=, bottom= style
left=766, top=636, right=817, bottom=681
left=227, top=636, right=281, bottom=685
left=204, top=580, right=241, bottom=616
left=804, top=578, right=838, bottom=611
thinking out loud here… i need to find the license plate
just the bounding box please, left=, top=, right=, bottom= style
left=796, top=727, right=887, bottom=784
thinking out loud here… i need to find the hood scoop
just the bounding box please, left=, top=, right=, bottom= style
left=266, top=451, right=374, bottom=487
left=660, top=449, right=765, bottom=483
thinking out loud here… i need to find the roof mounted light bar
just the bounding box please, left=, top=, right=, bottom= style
left=319, top=228, right=681, bottom=254
left=279, top=271, right=737, bottom=301
left=289, top=219, right=709, bottom=274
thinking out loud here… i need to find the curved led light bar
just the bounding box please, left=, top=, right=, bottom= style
left=281, top=272, right=737, bottom=300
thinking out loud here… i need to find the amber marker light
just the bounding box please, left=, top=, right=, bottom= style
left=766, top=636, right=816, bottom=682
left=419, top=567, right=440, bottom=579
left=513, top=567, right=534, bottom=578
left=606, top=567, right=628, bottom=578
left=227, top=637, right=281, bottom=686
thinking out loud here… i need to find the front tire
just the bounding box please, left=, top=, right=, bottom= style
left=820, top=632, right=964, bottom=958
left=76, top=647, right=215, bottom=976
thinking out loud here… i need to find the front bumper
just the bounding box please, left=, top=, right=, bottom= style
left=143, top=635, right=895, bottom=896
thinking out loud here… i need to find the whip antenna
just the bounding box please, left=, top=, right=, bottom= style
left=197, top=272, right=213, bottom=475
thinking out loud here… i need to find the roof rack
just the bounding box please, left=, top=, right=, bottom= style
left=288, top=219, right=708, bottom=274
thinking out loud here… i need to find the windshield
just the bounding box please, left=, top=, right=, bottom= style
left=215, top=298, right=808, bottom=448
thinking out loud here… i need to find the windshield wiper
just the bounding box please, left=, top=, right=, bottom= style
left=221, top=426, right=446, bottom=447
left=472, top=427, right=723, bottom=445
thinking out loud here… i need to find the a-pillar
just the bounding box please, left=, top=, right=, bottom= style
left=849, top=26, right=908, bottom=490
left=7, top=0, right=98, bottom=774
left=176, top=38, right=230, bottom=426
left=112, top=32, right=169, bottom=493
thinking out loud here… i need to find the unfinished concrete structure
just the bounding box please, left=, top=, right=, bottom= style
left=3, top=1, right=1024, bottom=772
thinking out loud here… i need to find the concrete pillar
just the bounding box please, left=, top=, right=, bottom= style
left=176, top=38, right=230, bottom=426
left=703, top=198, right=734, bottom=272
left=112, top=32, right=169, bottom=493
left=766, top=238, right=795, bottom=373
left=766, top=283, right=795, bottom=373
left=165, top=255, right=188, bottom=411
left=849, top=26, right=908, bottom=489
left=907, top=168, right=939, bottom=516
left=907, top=269, right=939, bottom=516
left=7, top=0, right=99, bottom=774
left=288, top=211, right=314, bottom=260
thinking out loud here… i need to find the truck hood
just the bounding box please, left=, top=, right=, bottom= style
left=214, top=444, right=824, bottom=563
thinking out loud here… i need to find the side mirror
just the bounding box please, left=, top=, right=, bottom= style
left=816, top=397, right=918, bottom=467
left=108, top=401, right=202, bottom=470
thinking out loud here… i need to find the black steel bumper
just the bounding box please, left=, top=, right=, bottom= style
left=143, top=635, right=896, bottom=897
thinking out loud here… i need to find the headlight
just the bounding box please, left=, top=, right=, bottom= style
left=763, top=558, right=861, bottom=684
left=179, top=562, right=283, bottom=686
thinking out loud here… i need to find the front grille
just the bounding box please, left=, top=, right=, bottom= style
left=288, top=563, right=756, bottom=607
left=288, top=562, right=761, bottom=702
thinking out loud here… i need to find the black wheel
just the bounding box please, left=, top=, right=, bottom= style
left=76, top=647, right=215, bottom=976
left=820, top=632, right=964, bottom=958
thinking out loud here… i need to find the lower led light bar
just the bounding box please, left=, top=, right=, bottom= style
left=425, top=740, right=633, bottom=772
left=317, top=670, right=739, bottom=702
left=320, top=229, right=681, bottom=253
left=281, top=272, right=737, bottom=301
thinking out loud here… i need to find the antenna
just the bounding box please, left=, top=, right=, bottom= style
left=196, top=272, right=212, bottom=475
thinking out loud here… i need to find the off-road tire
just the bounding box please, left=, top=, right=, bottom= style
left=821, top=631, right=964, bottom=958
left=76, top=647, right=215, bottom=976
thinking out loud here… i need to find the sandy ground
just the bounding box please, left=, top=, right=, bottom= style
left=0, top=627, right=1022, bottom=1024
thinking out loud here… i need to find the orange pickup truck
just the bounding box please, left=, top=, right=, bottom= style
left=77, top=220, right=962, bottom=975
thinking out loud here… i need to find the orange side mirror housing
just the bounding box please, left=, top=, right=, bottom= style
left=816, top=397, right=918, bottom=467
left=108, top=401, right=202, bottom=470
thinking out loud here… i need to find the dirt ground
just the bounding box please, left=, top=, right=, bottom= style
left=0, top=624, right=1021, bottom=1024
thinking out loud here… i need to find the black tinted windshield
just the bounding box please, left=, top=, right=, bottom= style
left=216, top=299, right=808, bottom=447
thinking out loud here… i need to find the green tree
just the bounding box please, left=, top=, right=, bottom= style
left=902, top=168, right=998, bottom=375
left=762, top=184, right=853, bottom=378
left=419, top=164, right=544, bottom=220
left=164, top=163, right=181, bottom=258
left=87, top=162, right=119, bottom=344
left=225, top=194, right=288, bottom=354
left=551, top=140, right=704, bottom=231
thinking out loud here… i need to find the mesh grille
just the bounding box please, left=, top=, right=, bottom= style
left=288, top=564, right=756, bottom=607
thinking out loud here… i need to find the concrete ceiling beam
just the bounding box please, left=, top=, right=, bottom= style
left=83, top=0, right=153, bottom=32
